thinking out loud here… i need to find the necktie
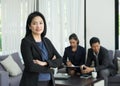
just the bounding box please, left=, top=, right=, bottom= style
left=94, top=52, right=99, bottom=67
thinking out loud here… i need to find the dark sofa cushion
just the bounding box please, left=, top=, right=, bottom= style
left=109, top=74, right=120, bottom=83
left=108, top=50, right=114, bottom=60
left=0, top=55, right=8, bottom=61
left=0, top=65, right=5, bottom=71
left=113, top=50, right=120, bottom=72
left=9, top=74, right=22, bottom=86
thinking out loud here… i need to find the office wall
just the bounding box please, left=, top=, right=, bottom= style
left=86, top=0, right=115, bottom=50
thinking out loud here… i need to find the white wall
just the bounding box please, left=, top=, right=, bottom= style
left=86, top=0, right=115, bottom=50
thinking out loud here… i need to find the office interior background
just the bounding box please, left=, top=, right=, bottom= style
left=0, top=0, right=118, bottom=56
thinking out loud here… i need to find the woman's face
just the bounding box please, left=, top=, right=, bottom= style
left=29, top=16, right=44, bottom=35
left=69, top=39, right=78, bottom=48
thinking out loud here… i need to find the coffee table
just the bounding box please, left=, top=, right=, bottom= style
left=55, top=75, right=103, bottom=86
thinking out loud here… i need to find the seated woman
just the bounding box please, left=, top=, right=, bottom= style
left=63, top=33, right=86, bottom=75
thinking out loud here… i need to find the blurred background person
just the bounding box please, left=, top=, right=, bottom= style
left=81, top=37, right=116, bottom=86
left=63, top=33, right=86, bottom=75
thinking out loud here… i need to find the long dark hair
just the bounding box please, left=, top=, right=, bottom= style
left=25, top=11, right=47, bottom=37
left=69, top=33, right=79, bottom=45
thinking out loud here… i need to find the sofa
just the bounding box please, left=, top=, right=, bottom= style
left=58, top=50, right=120, bottom=86
left=0, top=50, right=120, bottom=86
left=108, top=50, right=120, bottom=86
left=0, top=52, right=24, bottom=86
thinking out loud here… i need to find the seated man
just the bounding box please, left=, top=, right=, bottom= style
left=63, top=33, right=86, bottom=75
left=81, top=37, right=116, bottom=86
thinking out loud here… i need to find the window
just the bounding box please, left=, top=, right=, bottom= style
left=119, top=0, right=120, bottom=49
left=115, top=0, right=119, bottom=49
left=1, top=0, right=36, bottom=54
left=0, top=0, right=1, bottom=51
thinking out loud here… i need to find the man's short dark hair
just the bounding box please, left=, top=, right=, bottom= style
left=90, top=37, right=100, bottom=46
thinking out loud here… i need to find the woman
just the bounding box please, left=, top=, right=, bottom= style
left=63, top=33, right=86, bottom=75
left=19, top=11, right=62, bottom=86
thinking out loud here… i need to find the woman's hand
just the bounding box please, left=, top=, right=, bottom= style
left=66, top=61, right=74, bottom=67
left=81, top=66, right=94, bottom=74
left=52, top=55, right=56, bottom=60
left=33, top=60, right=47, bottom=66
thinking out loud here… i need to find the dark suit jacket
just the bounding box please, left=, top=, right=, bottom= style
left=63, top=46, right=86, bottom=66
left=86, top=46, right=116, bottom=75
left=19, top=34, right=62, bottom=86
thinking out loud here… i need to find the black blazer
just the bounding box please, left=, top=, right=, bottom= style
left=63, top=46, right=86, bottom=66
left=19, top=34, right=62, bottom=86
left=86, top=46, right=116, bottom=75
